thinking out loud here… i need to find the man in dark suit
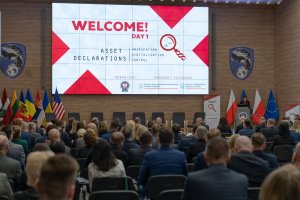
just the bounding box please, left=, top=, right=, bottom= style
left=0, top=172, right=13, bottom=200
left=182, top=137, right=248, bottom=200
left=238, top=120, right=255, bottom=137
left=101, top=119, right=121, bottom=141
left=228, top=136, right=270, bottom=187
left=128, top=131, right=153, bottom=165
left=260, top=118, right=278, bottom=140
left=122, top=126, right=140, bottom=153
left=110, top=131, right=129, bottom=167
left=0, top=135, right=22, bottom=190
left=251, top=133, right=278, bottom=170
left=235, top=116, right=246, bottom=133
left=138, top=127, right=187, bottom=187
left=255, top=117, right=266, bottom=132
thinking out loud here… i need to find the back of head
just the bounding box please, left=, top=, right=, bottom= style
left=111, top=119, right=121, bottom=132
left=267, top=118, right=276, bottom=126
left=122, top=125, right=133, bottom=139
left=111, top=132, right=124, bottom=146
left=77, top=128, right=87, bottom=138
left=28, top=122, right=36, bottom=132
left=46, top=124, right=58, bottom=135
left=293, top=120, right=300, bottom=132
left=12, top=125, right=22, bottom=139
left=152, top=124, right=159, bottom=136
left=207, top=128, right=221, bottom=140
left=48, top=128, right=61, bottom=141
left=97, top=121, right=108, bottom=135
left=91, top=140, right=117, bottom=171
left=205, top=137, right=230, bottom=164
left=12, top=118, right=23, bottom=126
left=172, top=123, right=181, bottom=135
left=0, top=135, right=9, bottom=154
left=292, top=143, right=300, bottom=168
left=55, top=120, right=64, bottom=128
left=134, top=117, right=141, bottom=124
left=159, top=127, right=174, bottom=146
left=83, top=128, right=97, bottom=147
left=86, top=123, right=97, bottom=132
left=260, top=164, right=300, bottom=200
left=26, top=151, right=54, bottom=187
left=243, top=120, right=251, bottom=128
left=33, top=143, right=51, bottom=152
left=136, top=125, right=148, bottom=140
left=140, top=131, right=153, bottom=147
left=49, top=141, right=65, bottom=154
left=76, top=121, right=85, bottom=131
left=251, top=133, right=266, bottom=149
left=195, top=126, right=208, bottom=140
left=234, top=136, right=253, bottom=153
left=278, top=121, right=290, bottom=136
left=37, top=154, right=79, bottom=200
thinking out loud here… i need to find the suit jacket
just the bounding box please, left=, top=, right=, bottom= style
left=182, top=164, right=248, bottom=200
left=6, top=149, right=25, bottom=170
left=187, top=139, right=206, bottom=163
left=21, top=132, right=32, bottom=151
left=13, top=187, right=38, bottom=200
left=122, top=139, right=140, bottom=153
left=235, top=124, right=244, bottom=134
left=193, top=152, right=208, bottom=171
left=128, top=146, right=153, bottom=165
left=261, top=126, right=279, bottom=140
left=228, top=151, right=270, bottom=187
left=253, top=150, right=278, bottom=169
left=290, top=130, right=300, bottom=142
left=178, top=136, right=196, bottom=152
left=0, top=172, right=13, bottom=200
left=0, top=154, right=22, bottom=189
left=111, top=144, right=129, bottom=167
left=138, top=145, right=187, bottom=186
left=238, top=128, right=255, bottom=137
left=12, top=138, right=29, bottom=154
left=271, top=135, right=295, bottom=152
left=8, top=142, right=25, bottom=168
left=255, top=122, right=266, bottom=133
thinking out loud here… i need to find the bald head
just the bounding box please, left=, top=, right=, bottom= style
left=86, top=123, right=97, bottom=132
left=0, top=135, right=9, bottom=154
left=293, top=143, right=300, bottom=168
left=234, top=136, right=253, bottom=153
left=48, top=129, right=61, bottom=141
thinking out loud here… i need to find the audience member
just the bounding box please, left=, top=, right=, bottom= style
left=251, top=133, right=278, bottom=169
left=110, top=132, right=129, bottom=167
left=146, top=121, right=154, bottom=132
left=290, top=120, right=300, bottom=142
left=86, top=123, right=98, bottom=133
left=55, top=120, right=71, bottom=147
left=217, top=117, right=232, bottom=133
left=178, top=124, right=198, bottom=153
left=121, top=125, right=140, bottom=153
left=182, top=138, right=248, bottom=200
left=36, top=123, right=57, bottom=144
left=37, top=154, right=78, bottom=200
left=32, top=143, right=51, bottom=152
left=28, top=122, right=41, bottom=139
left=134, top=117, right=141, bottom=134
left=194, top=128, right=221, bottom=171
left=88, top=140, right=126, bottom=191
left=48, top=128, right=70, bottom=155
left=195, top=117, right=209, bottom=130
left=151, top=124, right=159, bottom=149
left=187, top=125, right=207, bottom=163
left=260, top=118, right=278, bottom=140
left=11, top=125, right=29, bottom=154
left=14, top=151, right=54, bottom=200
left=19, top=120, right=33, bottom=150
left=65, top=117, right=75, bottom=134
left=238, top=120, right=255, bottom=137
left=125, top=120, right=137, bottom=141
left=228, top=136, right=270, bottom=187
left=0, top=135, right=22, bottom=191
left=128, top=131, right=153, bottom=165
left=49, top=141, right=66, bottom=154
left=77, top=128, right=97, bottom=158
left=228, top=134, right=240, bottom=153
left=255, top=117, right=266, bottom=132
left=155, top=117, right=163, bottom=127
left=91, top=117, right=99, bottom=128
left=97, top=120, right=109, bottom=137
left=69, top=121, right=79, bottom=140
left=0, top=172, right=13, bottom=200
left=172, top=123, right=183, bottom=145
left=75, top=128, right=86, bottom=149
left=101, top=119, right=121, bottom=141
left=292, top=143, right=300, bottom=168
left=235, top=116, right=246, bottom=133
left=271, top=121, right=294, bottom=152
left=138, top=127, right=187, bottom=187
left=259, top=164, right=300, bottom=200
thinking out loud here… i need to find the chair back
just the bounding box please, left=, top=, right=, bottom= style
left=145, top=175, right=186, bottom=200
left=113, top=112, right=126, bottom=127
left=152, top=112, right=165, bottom=123
left=172, top=112, right=185, bottom=127
left=273, top=145, right=294, bottom=162
left=126, top=165, right=141, bottom=181
left=76, top=158, right=87, bottom=172
left=68, top=112, right=80, bottom=121
left=264, top=142, right=272, bottom=153
left=73, top=180, right=81, bottom=200
left=187, top=163, right=194, bottom=173
left=0, top=195, right=8, bottom=200
left=248, top=187, right=260, bottom=200
left=70, top=148, right=77, bottom=158
left=91, top=112, right=104, bottom=122
left=133, top=112, right=146, bottom=125
left=91, top=176, right=135, bottom=192
left=193, top=112, right=206, bottom=124
left=89, top=190, right=139, bottom=200
left=158, top=189, right=183, bottom=200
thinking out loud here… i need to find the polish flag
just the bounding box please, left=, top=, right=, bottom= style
left=226, top=90, right=237, bottom=125
left=252, top=89, right=265, bottom=124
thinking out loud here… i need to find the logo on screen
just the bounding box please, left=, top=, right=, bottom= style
left=0, top=43, right=26, bottom=79
left=229, top=47, right=254, bottom=80
left=121, top=81, right=130, bottom=92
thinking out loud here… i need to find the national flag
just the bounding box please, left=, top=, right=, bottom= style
left=226, top=90, right=238, bottom=125
left=25, top=89, right=36, bottom=121
left=252, top=89, right=266, bottom=124
left=2, top=89, right=13, bottom=125
left=240, top=89, right=247, bottom=102
left=52, top=88, right=65, bottom=120
left=19, top=90, right=28, bottom=121
left=265, top=90, right=279, bottom=120
left=32, top=90, right=45, bottom=127
left=10, top=90, right=22, bottom=122
left=42, top=90, right=53, bottom=126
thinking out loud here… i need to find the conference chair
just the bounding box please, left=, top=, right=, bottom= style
left=187, top=163, right=194, bottom=173
left=145, top=175, right=186, bottom=200
left=247, top=187, right=260, bottom=200
left=264, top=142, right=273, bottom=153
left=126, top=165, right=141, bottom=181
left=89, top=190, right=139, bottom=200
left=113, top=112, right=126, bottom=127
left=132, top=112, right=146, bottom=125
left=0, top=195, right=8, bottom=200
left=273, top=145, right=294, bottom=163
left=76, top=158, right=87, bottom=172
left=91, top=112, right=104, bottom=122
left=192, top=112, right=206, bottom=124
left=70, top=148, right=77, bottom=158
left=45, top=113, right=57, bottom=122
left=152, top=112, right=165, bottom=123
left=158, top=189, right=183, bottom=200
left=91, top=176, right=135, bottom=192
left=171, top=112, right=187, bottom=133
left=68, top=112, right=80, bottom=121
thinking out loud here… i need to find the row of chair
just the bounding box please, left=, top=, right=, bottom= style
left=46, top=111, right=206, bottom=127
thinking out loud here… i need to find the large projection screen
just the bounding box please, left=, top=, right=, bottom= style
left=52, top=3, right=209, bottom=95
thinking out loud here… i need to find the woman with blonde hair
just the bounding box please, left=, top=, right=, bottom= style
left=291, top=120, right=300, bottom=142
left=259, top=164, right=300, bottom=200
left=228, top=134, right=240, bottom=153
left=126, top=120, right=136, bottom=140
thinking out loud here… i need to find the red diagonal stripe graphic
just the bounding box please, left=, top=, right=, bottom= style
left=52, top=31, right=70, bottom=65
left=193, top=35, right=209, bottom=67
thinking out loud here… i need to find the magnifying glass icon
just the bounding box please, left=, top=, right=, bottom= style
left=160, top=34, right=186, bottom=60
left=208, top=104, right=216, bottom=112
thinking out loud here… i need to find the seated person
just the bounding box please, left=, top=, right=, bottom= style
left=271, top=121, right=295, bottom=152
left=77, top=128, right=98, bottom=158
left=187, top=126, right=207, bottom=163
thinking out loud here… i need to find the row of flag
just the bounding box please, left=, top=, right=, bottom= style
left=0, top=88, right=65, bottom=127
left=226, top=89, right=279, bottom=125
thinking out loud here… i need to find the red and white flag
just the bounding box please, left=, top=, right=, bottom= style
left=226, top=90, right=237, bottom=125
left=252, top=89, right=265, bottom=124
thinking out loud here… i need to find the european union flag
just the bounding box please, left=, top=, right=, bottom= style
left=240, top=89, right=247, bottom=102
left=265, top=90, right=279, bottom=120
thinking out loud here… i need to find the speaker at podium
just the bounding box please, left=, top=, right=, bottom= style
left=235, top=106, right=250, bottom=126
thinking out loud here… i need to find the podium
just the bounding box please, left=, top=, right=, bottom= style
left=235, top=106, right=250, bottom=125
